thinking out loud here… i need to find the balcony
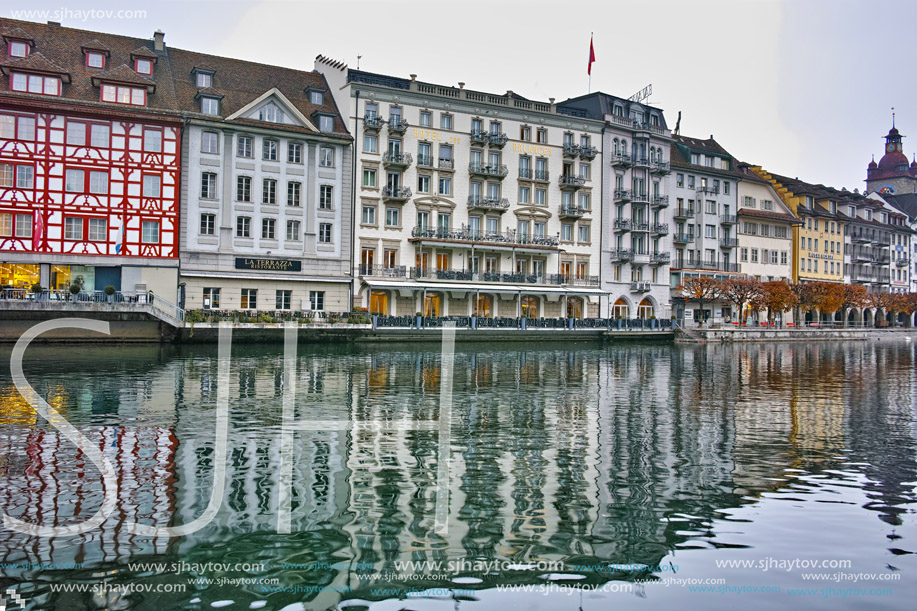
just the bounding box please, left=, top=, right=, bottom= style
left=610, top=153, right=633, bottom=166
left=720, top=238, right=738, bottom=248
left=853, top=249, right=875, bottom=262
left=548, top=274, right=601, bottom=287
left=652, top=195, right=669, bottom=208
left=417, top=154, right=434, bottom=168
left=720, top=214, right=738, bottom=225
left=854, top=270, right=876, bottom=283
left=363, top=114, right=384, bottom=130
left=470, top=130, right=489, bottom=145
left=411, top=267, right=475, bottom=281
left=469, top=162, right=508, bottom=179
left=559, top=205, right=587, bottom=219
left=632, top=222, right=651, bottom=232
left=875, top=273, right=891, bottom=284
left=695, top=261, right=741, bottom=273
left=388, top=117, right=409, bottom=133
left=383, top=151, right=413, bottom=169
left=580, top=145, right=598, bottom=160
left=563, top=143, right=580, bottom=157
left=358, top=265, right=407, bottom=278
left=876, top=252, right=891, bottom=264
left=467, top=196, right=510, bottom=212
left=559, top=175, right=586, bottom=190
left=411, top=225, right=560, bottom=249
left=696, top=186, right=719, bottom=195
left=613, top=219, right=632, bottom=232
left=851, top=232, right=871, bottom=244
left=673, top=207, right=695, bottom=219
left=651, top=252, right=671, bottom=265
left=610, top=248, right=634, bottom=261
left=438, top=158, right=455, bottom=172
left=518, top=167, right=533, bottom=180
left=652, top=223, right=669, bottom=235
left=631, top=281, right=651, bottom=292
left=650, top=160, right=671, bottom=175
left=632, top=156, right=651, bottom=168
left=896, top=257, right=909, bottom=267
left=673, top=233, right=695, bottom=244
left=614, top=189, right=633, bottom=202
left=381, top=186, right=412, bottom=202
left=488, top=132, right=508, bottom=148
left=532, top=169, right=550, bottom=183
left=631, top=192, right=651, bottom=204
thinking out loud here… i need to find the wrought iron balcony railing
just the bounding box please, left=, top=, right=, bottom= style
left=388, top=117, right=409, bottom=133
left=468, top=163, right=508, bottom=178
left=488, top=132, right=508, bottom=148
left=467, top=196, right=511, bottom=211
left=381, top=186, right=412, bottom=201
left=382, top=151, right=413, bottom=167
left=363, top=114, right=384, bottom=130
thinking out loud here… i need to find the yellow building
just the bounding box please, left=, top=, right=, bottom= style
left=751, top=169, right=847, bottom=284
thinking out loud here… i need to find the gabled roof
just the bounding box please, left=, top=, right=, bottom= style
left=224, top=87, right=318, bottom=131
left=90, top=63, right=157, bottom=89
left=884, top=193, right=917, bottom=219
left=737, top=208, right=802, bottom=224
left=1, top=27, right=34, bottom=43
left=0, top=52, right=71, bottom=82
left=80, top=39, right=110, bottom=54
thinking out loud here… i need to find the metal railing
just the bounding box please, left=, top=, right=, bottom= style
left=382, top=186, right=412, bottom=200
left=388, top=117, right=409, bottom=132
left=651, top=252, right=671, bottom=264
left=470, top=130, right=489, bottom=145
left=357, top=265, right=407, bottom=278
left=371, top=314, right=674, bottom=331
left=720, top=214, right=738, bottom=225
left=410, top=225, right=559, bottom=247
left=559, top=175, right=586, bottom=187
left=467, top=196, right=510, bottom=211
left=614, top=189, right=632, bottom=201
left=613, top=219, right=632, bottom=231
left=652, top=223, right=669, bottom=234
left=673, top=233, right=695, bottom=243
left=488, top=132, right=508, bottom=147
left=416, top=154, right=434, bottom=167
left=652, top=195, right=669, bottom=207
left=468, top=162, right=508, bottom=178
left=363, top=115, right=384, bottom=129
left=610, top=248, right=634, bottom=261
left=382, top=151, right=413, bottom=166
left=0, top=288, right=185, bottom=323
left=438, top=158, right=454, bottom=170
left=580, top=145, right=598, bottom=159
left=720, top=238, right=739, bottom=247
left=533, top=169, right=550, bottom=182
left=673, top=207, right=695, bottom=218
left=559, top=205, right=587, bottom=218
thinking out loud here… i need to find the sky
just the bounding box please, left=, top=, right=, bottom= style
left=4, top=0, right=913, bottom=191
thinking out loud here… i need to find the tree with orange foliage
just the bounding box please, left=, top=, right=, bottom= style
left=792, top=282, right=825, bottom=325
left=677, top=276, right=720, bottom=326
left=840, top=284, right=868, bottom=327
left=865, top=291, right=894, bottom=327
left=814, top=283, right=845, bottom=324
left=753, top=280, right=798, bottom=326
left=895, top=292, right=917, bottom=327
left=718, top=277, right=764, bottom=324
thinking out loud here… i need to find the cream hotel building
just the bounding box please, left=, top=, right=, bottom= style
left=318, top=57, right=606, bottom=319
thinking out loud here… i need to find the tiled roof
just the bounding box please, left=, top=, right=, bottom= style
left=669, top=134, right=762, bottom=183
left=1, top=27, right=34, bottom=42
left=884, top=193, right=917, bottom=219
left=0, top=17, right=348, bottom=138
left=80, top=39, right=110, bottom=53
left=737, top=208, right=801, bottom=224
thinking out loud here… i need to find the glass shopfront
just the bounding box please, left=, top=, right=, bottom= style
left=0, top=263, right=39, bottom=289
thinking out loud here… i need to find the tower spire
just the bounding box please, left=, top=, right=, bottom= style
left=892, top=106, right=895, bottom=128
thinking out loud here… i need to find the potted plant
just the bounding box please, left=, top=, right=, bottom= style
left=416, top=311, right=423, bottom=329
left=104, top=285, right=116, bottom=303
left=69, top=282, right=81, bottom=301
left=650, top=315, right=657, bottom=329
left=30, top=283, right=42, bottom=301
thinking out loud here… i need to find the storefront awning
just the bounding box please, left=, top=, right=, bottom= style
left=362, top=278, right=606, bottom=296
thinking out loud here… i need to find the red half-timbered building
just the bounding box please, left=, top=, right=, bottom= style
left=0, top=20, right=181, bottom=297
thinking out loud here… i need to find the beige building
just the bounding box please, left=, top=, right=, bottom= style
left=736, top=163, right=797, bottom=284
left=317, top=57, right=606, bottom=319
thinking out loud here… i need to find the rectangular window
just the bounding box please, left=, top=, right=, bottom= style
left=276, top=290, right=292, bottom=310
left=417, top=175, right=430, bottom=193
left=519, top=186, right=530, bottom=203
left=101, top=85, right=144, bottom=105
left=364, top=134, right=378, bottom=153
left=237, top=176, right=252, bottom=201
left=143, top=129, right=162, bottom=152
left=90, top=124, right=109, bottom=147
left=64, top=217, right=83, bottom=240
left=88, top=218, right=106, bottom=241
left=362, top=205, right=376, bottom=225
left=241, top=289, right=257, bottom=310
left=287, top=220, right=301, bottom=241
left=310, top=90, right=323, bottom=105
left=89, top=171, right=108, bottom=194
left=578, top=224, right=590, bottom=242
left=363, top=168, right=377, bottom=188
left=535, top=189, right=546, bottom=206
left=197, top=72, right=212, bottom=88
left=319, top=116, right=334, bottom=132
left=439, top=177, right=451, bottom=195
left=288, top=142, right=302, bottom=164
left=203, top=288, right=220, bottom=310
left=236, top=216, right=251, bottom=238
left=751, top=248, right=759, bottom=263
left=201, top=131, right=219, bottom=154
left=200, top=213, right=215, bottom=235
left=520, top=125, right=531, bottom=141
left=201, top=97, right=220, bottom=115
left=263, top=139, right=278, bottom=161
left=309, top=291, right=325, bottom=311
left=201, top=172, right=217, bottom=199
left=141, top=220, right=159, bottom=244
left=318, top=223, right=332, bottom=243
left=441, top=114, right=452, bottom=130
left=319, top=146, right=334, bottom=167
left=562, top=223, right=573, bottom=241
left=263, top=179, right=277, bottom=205
left=65, top=168, right=84, bottom=192
left=287, top=181, right=301, bottom=206
left=135, top=59, right=152, bottom=75
left=319, top=185, right=333, bottom=209
left=66, top=122, right=86, bottom=145
left=261, top=217, right=275, bottom=239
left=16, top=165, right=33, bottom=189
left=420, top=111, right=432, bottom=127
left=237, top=136, right=253, bottom=158
left=9, top=41, right=28, bottom=57
left=0, top=163, right=11, bottom=187
left=386, top=207, right=400, bottom=227
left=741, top=247, right=748, bottom=262
left=142, top=174, right=161, bottom=197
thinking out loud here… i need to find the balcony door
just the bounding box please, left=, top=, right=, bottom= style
left=416, top=251, right=429, bottom=275
left=417, top=211, right=430, bottom=230
left=388, top=139, right=401, bottom=156
left=486, top=217, right=499, bottom=235
left=437, top=213, right=451, bottom=234
left=387, top=172, right=401, bottom=190
left=361, top=247, right=374, bottom=272
left=469, top=215, right=481, bottom=238
left=369, top=290, right=388, bottom=315
left=533, top=259, right=544, bottom=280
left=436, top=252, right=450, bottom=271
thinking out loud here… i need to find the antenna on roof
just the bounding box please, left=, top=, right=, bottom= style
left=674, top=111, right=681, bottom=136
left=357, top=54, right=361, bottom=70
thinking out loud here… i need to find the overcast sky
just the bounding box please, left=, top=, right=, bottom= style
left=6, top=0, right=913, bottom=191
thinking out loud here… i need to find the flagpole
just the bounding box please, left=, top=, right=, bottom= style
left=589, top=32, right=592, bottom=92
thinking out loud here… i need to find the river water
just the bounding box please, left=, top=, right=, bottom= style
left=0, top=337, right=915, bottom=610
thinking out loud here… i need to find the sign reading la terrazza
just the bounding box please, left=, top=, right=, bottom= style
left=234, top=258, right=302, bottom=272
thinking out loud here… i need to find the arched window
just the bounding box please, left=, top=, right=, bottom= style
left=424, top=292, right=442, bottom=317
left=612, top=298, right=630, bottom=319
left=637, top=297, right=654, bottom=319
left=613, top=138, right=619, bottom=155
left=369, top=290, right=389, bottom=315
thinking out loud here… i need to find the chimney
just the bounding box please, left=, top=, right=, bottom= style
left=153, top=30, right=165, bottom=52
left=47, top=21, right=60, bottom=26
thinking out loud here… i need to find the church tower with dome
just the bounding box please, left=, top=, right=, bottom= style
left=866, top=119, right=917, bottom=195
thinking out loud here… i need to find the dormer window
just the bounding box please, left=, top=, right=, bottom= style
left=11, top=73, right=60, bottom=96
left=86, top=52, right=105, bottom=69
left=259, top=102, right=284, bottom=123
left=8, top=41, right=28, bottom=58
left=318, top=115, right=334, bottom=132
left=197, top=72, right=212, bottom=88
left=310, top=90, right=323, bottom=105
left=201, top=96, right=220, bottom=116
left=101, top=84, right=146, bottom=106
left=135, top=59, right=153, bottom=75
